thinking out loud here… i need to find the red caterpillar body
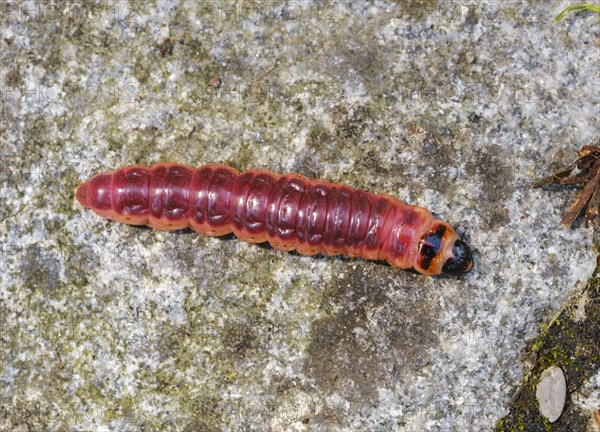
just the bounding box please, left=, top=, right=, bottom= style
left=76, top=163, right=473, bottom=276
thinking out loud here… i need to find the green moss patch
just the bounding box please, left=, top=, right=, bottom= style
left=496, top=255, right=600, bottom=432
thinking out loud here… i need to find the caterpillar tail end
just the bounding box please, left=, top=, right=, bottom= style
left=75, top=183, right=89, bottom=208
left=442, top=239, right=473, bottom=276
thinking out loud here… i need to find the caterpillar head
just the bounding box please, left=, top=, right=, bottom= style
left=416, top=224, right=473, bottom=276
left=441, top=238, right=473, bottom=276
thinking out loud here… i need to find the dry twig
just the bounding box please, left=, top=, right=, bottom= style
left=534, top=145, right=600, bottom=227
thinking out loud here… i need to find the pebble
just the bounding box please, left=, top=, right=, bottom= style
left=536, top=366, right=567, bottom=423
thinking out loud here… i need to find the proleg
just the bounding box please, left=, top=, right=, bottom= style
left=75, top=163, right=474, bottom=276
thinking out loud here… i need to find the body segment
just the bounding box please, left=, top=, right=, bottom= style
left=76, top=163, right=473, bottom=276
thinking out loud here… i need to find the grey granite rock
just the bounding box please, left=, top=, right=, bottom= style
left=1, top=1, right=598, bottom=431
left=573, top=368, right=600, bottom=430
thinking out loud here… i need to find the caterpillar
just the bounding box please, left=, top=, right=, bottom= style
left=75, top=163, right=473, bottom=276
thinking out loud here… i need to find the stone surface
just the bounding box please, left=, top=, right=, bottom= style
left=536, top=366, right=567, bottom=423
left=498, top=270, right=599, bottom=431
left=573, top=369, right=600, bottom=431
left=1, top=1, right=599, bottom=431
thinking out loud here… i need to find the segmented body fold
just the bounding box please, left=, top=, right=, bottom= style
left=76, top=163, right=473, bottom=276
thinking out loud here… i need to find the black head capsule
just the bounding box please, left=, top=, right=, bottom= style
left=442, top=239, right=474, bottom=276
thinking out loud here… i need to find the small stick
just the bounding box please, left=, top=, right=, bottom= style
left=560, top=160, right=600, bottom=227
left=534, top=145, right=600, bottom=227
